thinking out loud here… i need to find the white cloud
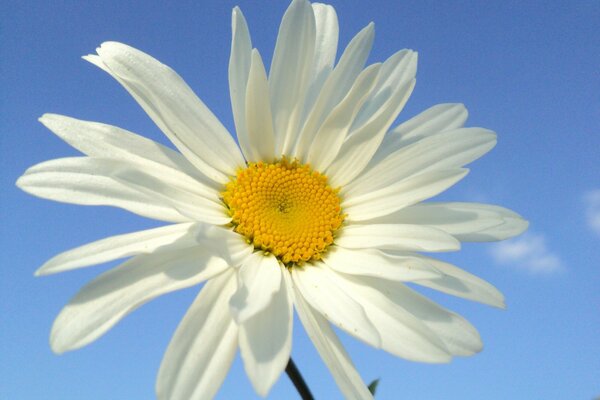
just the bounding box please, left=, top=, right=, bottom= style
left=489, top=233, right=563, bottom=274
left=584, top=189, right=600, bottom=235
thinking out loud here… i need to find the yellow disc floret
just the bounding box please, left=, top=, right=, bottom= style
left=222, top=158, right=345, bottom=265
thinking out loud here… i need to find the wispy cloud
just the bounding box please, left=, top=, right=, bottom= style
left=489, top=233, right=563, bottom=274
left=584, top=189, right=600, bottom=236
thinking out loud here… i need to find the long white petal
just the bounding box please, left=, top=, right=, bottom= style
left=111, top=166, right=230, bottom=225
left=294, top=23, right=374, bottom=160
left=323, top=246, right=441, bottom=282
left=349, top=275, right=483, bottom=356
left=269, top=0, right=316, bottom=156
left=239, top=265, right=293, bottom=397
left=291, top=263, right=381, bottom=348
left=343, top=169, right=469, bottom=221
left=346, top=128, right=496, bottom=196
left=244, top=50, right=276, bottom=162
left=228, top=6, right=253, bottom=162
left=329, top=270, right=452, bottom=362
left=350, top=50, right=417, bottom=132
left=301, top=3, right=339, bottom=123
left=326, top=78, right=416, bottom=187
left=370, top=103, right=468, bottom=167
left=410, top=255, right=506, bottom=308
left=229, top=253, right=281, bottom=323
left=38, top=114, right=206, bottom=182
left=50, top=247, right=230, bottom=354
left=36, top=223, right=197, bottom=276
left=156, top=270, right=238, bottom=400
left=336, top=224, right=461, bottom=252
left=293, top=285, right=373, bottom=400
left=16, top=157, right=186, bottom=222
left=91, top=42, right=244, bottom=183
left=368, top=202, right=528, bottom=242
left=306, top=63, right=380, bottom=172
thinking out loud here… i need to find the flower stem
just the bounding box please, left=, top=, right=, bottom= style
left=285, top=357, right=314, bottom=400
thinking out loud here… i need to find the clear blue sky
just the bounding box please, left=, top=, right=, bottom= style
left=1, top=1, right=599, bottom=399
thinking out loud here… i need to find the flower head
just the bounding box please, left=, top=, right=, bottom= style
left=17, top=0, right=527, bottom=398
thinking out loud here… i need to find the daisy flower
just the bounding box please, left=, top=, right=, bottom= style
left=17, top=0, right=527, bottom=399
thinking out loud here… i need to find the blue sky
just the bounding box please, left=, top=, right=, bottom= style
left=1, top=1, right=599, bottom=399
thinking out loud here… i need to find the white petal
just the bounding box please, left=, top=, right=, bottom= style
left=38, top=114, right=206, bottom=182
left=301, top=3, right=339, bottom=122
left=269, top=0, right=316, bottom=156
left=239, top=265, right=293, bottom=396
left=346, top=128, right=496, bottom=196
left=293, top=285, right=373, bottom=400
left=370, top=202, right=528, bottom=242
left=344, top=169, right=469, bottom=222
left=244, top=50, right=276, bottom=162
left=306, top=63, right=380, bottom=172
left=336, top=224, right=461, bottom=252
left=293, top=23, right=374, bottom=160
left=92, top=42, right=244, bottom=183
left=228, top=6, right=253, bottom=162
left=291, top=263, right=381, bottom=348
left=326, top=78, right=416, bottom=187
left=36, top=223, right=197, bottom=276
left=229, top=253, right=282, bottom=323
left=411, top=255, right=505, bottom=308
left=111, top=165, right=231, bottom=225
left=323, top=246, right=441, bottom=282
left=353, top=275, right=483, bottom=356
left=370, top=103, right=468, bottom=167
left=351, top=50, right=417, bottom=132
left=50, top=247, right=230, bottom=353
left=331, top=271, right=452, bottom=362
left=156, top=270, right=238, bottom=400
left=16, top=157, right=186, bottom=222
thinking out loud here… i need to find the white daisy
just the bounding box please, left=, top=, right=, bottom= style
left=17, top=1, right=528, bottom=399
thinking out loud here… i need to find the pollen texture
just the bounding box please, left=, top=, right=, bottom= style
left=222, top=158, right=344, bottom=265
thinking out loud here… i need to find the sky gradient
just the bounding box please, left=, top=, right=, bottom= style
left=1, top=1, right=599, bottom=399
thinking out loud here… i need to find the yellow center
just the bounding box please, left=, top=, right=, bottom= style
left=222, top=158, right=345, bottom=265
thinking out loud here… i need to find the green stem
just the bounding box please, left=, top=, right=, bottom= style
left=285, top=357, right=314, bottom=400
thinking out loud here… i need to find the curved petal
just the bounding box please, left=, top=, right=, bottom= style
left=410, top=255, right=505, bottom=308
left=350, top=49, right=417, bottom=132
left=300, top=3, right=339, bottom=122
left=367, top=202, right=528, bottom=242
left=369, top=103, right=468, bottom=168
left=36, top=222, right=197, bottom=276
left=293, top=285, right=373, bottom=400
left=156, top=270, right=238, bottom=400
left=346, top=128, right=496, bottom=196
left=329, top=269, right=452, bottom=362
left=306, top=63, right=380, bottom=172
left=325, top=50, right=418, bottom=186
left=293, top=23, right=374, bottom=160
left=291, top=263, right=381, bottom=348
left=229, top=252, right=282, bottom=323
left=323, top=246, right=441, bottom=282
left=16, top=157, right=187, bottom=222
left=90, top=42, right=244, bottom=183
left=239, top=265, right=292, bottom=396
left=269, top=0, right=316, bottom=156
left=343, top=169, right=469, bottom=221
left=38, top=114, right=207, bottom=183
left=336, top=224, right=461, bottom=252
left=244, top=50, right=276, bottom=162
left=228, top=6, right=253, bottom=161
left=50, top=246, right=230, bottom=354
left=111, top=164, right=230, bottom=225
left=326, top=78, right=416, bottom=187
left=351, top=275, right=483, bottom=356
